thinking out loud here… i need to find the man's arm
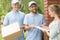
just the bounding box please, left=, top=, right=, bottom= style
left=24, top=24, right=35, bottom=30
left=3, top=15, right=9, bottom=26
left=42, top=15, right=46, bottom=25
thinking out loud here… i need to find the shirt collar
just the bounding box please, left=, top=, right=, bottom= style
left=30, top=12, right=38, bottom=16
left=11, top=10, right=19, bottom=14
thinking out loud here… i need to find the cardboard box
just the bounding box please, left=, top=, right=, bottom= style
left=4, top=30, right=22, bottom=40
left=1, top=22, right=23, bottom=40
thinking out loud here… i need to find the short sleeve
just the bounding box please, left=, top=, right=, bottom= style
left=42, top=15, right=46, bottom=25
left=23, top=15, right=28, bottom=25
left=3, top=15, right=9, bottom=26
left=50, top=22, right=60, bottom=39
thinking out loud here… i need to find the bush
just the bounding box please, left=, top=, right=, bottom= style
left=0, top=0, right=44, bottom=17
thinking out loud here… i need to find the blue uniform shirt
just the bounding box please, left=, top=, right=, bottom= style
left=24, top=12, right=46, bottom=40
left=3, top=10, right=25, bottom=40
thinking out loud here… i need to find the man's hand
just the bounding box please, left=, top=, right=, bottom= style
left=39, top=25, right=50, bottom=32
left=24, top=25, right=35, bottom=30
left=40, top=25, right=47, bottom=28
left=30, top=25, right=35, bottom=29
left=40, top=25, right=49, bottom=30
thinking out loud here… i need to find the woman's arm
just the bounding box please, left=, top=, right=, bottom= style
left=40, top=25, right=50, bottom=37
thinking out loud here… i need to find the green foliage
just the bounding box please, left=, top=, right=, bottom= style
left=0, top=26, right=3, bottom=40
left=0, top=0, right=11, bottom=18
left=0, top=34, right=3, bottom=40
left=0, top=0, right=44, bottom=17
left=20, top=0, right=44, bottom=14
left=0, top=0, right=44, bottom=40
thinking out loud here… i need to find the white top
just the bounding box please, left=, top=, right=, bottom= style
left=49, top=20, right=60, bottom=40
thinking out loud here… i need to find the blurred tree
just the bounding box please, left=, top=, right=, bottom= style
left=20, top=0, right=44, bottom=14
left=0, top=0, right=44, bottom=40
left=0, top=0, right=44, bottom=17
left=0, top=0, right=11, bottom=18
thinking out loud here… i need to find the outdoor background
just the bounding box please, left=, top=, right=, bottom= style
left=0, top=0, right=44, bottom=40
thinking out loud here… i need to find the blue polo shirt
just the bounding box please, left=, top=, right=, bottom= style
left=3, top=10, right=25, bottom=40
left=24, top=12, right=46, bottom=40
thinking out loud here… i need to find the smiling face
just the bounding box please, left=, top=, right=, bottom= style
left=48, top=7, right=56, bottom=18
left=29, top=4, right=37, bottom=13
left=48, top=8, right=54, bottom=17
left=12, top=2, right=20, bottom=11
left=48, top=4, right=60, bottom=20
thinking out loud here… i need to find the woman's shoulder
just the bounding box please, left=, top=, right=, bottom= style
left=49, top=20, right=60, bottom=28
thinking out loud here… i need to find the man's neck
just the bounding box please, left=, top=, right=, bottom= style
left=12, top=9, right=18, bottom=12
left=31, top=12, right=37, bottom=15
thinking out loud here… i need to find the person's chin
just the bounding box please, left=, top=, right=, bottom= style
left=50, top=16, right=54, bottom=17
left=33, top=10, right=37, bottom=13
left=15, top=9, right=19, bottom=11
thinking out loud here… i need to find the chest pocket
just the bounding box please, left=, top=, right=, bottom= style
left=28, top=16, right=41, bottom=26
left=9, top=16, right=16, bottom=22
left=9, top=14, right=21, bottom=22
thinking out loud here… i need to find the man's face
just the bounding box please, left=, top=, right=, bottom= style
left=29, top=4, right=37, bottom=13
left=12, top=2, right=20, bottom=11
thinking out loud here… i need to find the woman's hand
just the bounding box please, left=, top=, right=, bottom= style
left=46, top=30, right=50, bottom=37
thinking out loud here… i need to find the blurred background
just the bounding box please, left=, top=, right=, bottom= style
left=0, top=0, right=44, bottom=40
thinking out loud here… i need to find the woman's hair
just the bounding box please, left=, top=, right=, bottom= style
left=48, top=4, right=60, bottom=18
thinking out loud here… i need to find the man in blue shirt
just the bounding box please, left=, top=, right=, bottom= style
left=24, top=1, right=46, bottom=40
left=3, top=0, right=25, bottom=40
